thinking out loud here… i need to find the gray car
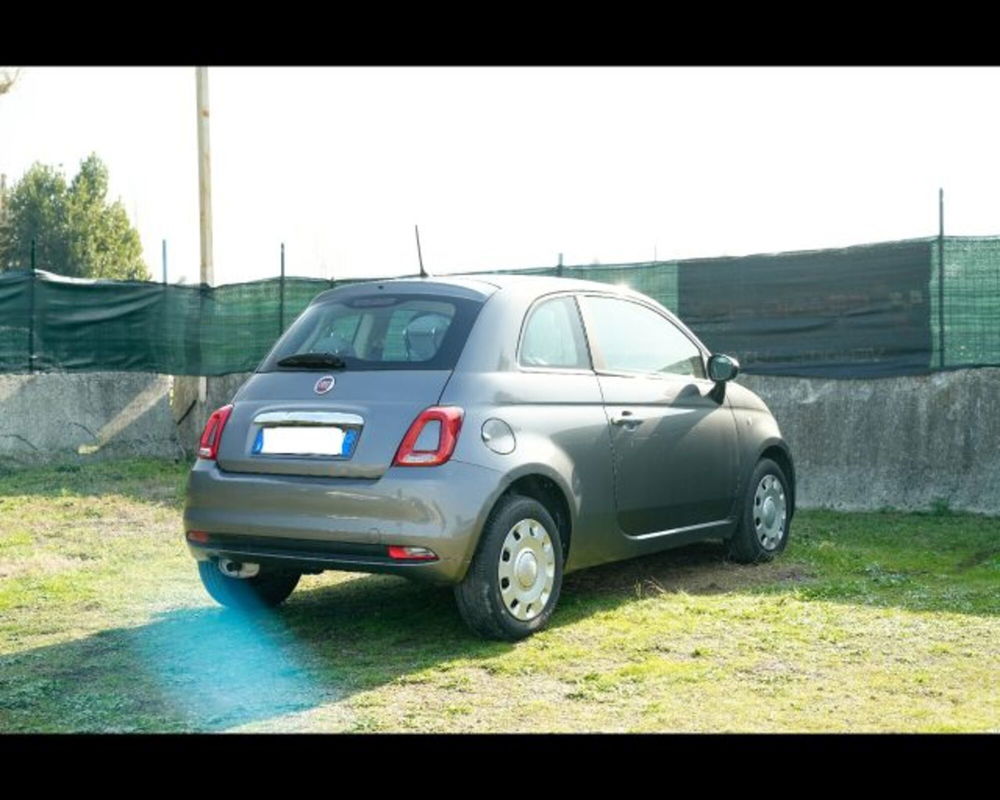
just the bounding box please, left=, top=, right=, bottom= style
left=184, top=274, right=794, bottom=640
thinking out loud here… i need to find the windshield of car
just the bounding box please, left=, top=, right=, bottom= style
left=258, top=293, right=483, bottom=372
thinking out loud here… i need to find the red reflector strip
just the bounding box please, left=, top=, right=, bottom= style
left=387, top=545, right=438, bottom=561
left=187, top=530, right=210, bottom=543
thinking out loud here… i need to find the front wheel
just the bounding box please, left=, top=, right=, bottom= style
left=726, top=458, right=791, bottom=564
left=197, top=560, right=300, bottom=610
left=454, top=495, right=564, bottom=641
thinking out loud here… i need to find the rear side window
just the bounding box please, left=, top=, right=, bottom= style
left=580, top=295, right=705, bottom=378
left=259, top=294, right=483, bottom=372
left=519, top=296, right=591, bottom=370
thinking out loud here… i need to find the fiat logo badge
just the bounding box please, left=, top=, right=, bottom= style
left=314, top=375, right=336, bottom=395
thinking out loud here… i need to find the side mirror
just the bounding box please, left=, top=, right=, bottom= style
left=707, top=353, right=740, bottom=382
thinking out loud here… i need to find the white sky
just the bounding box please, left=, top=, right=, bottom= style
left=2, top=66, right=999, bottom=285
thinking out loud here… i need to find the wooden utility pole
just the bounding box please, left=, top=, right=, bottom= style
left=171, top=67, right=218, bottom=448
left=195, top=67, right=213, bottom=404
left=196, top=67, right=214, bottom=287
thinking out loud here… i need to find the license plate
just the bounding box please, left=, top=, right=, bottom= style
left=253, top=426, right=350, bottom=456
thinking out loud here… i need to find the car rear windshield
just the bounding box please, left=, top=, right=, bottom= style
left=258, top=293, right=484, bottom=372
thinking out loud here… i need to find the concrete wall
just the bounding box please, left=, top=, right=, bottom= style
left=1, top=368, right=997, bottom=515
left=738, top=368, right=1000, bottom=515
left=0, top=372, right=185, bottom=465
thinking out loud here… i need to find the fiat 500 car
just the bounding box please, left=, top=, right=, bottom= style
left=184, top=274, right=794, bottom=640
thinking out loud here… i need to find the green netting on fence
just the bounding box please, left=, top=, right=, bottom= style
left=480, top=261, right=680, bottom=312
left=930, top=237, right=1000, bottom=368
left=34, top=277, right=164, bottom=372
left=156, top=278, right=333, bottom=375
left=676, top=239, right=934, bottom=377
left=1, top=272, right=338, bottom=376
left=0, top=272, right=30, bottom=372
left=562, top=261, right=680, bottom=312
left=0, top=237, right=997, bottom=377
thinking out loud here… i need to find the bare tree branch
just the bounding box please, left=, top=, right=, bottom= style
left=0, top=68, right=21, bottom=96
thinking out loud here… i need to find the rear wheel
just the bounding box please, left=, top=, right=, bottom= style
left=727, top=458, right=791, bottom=564
left=454, top=495, right=564, bottom=641
left=197, top=560, right=300, bottom=610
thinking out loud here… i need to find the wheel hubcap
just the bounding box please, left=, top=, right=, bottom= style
left=753, top=474, right=787, bottom=550
left=498, top=518, right=556, bottom=621
left=515, top=550, right=539, bottom=588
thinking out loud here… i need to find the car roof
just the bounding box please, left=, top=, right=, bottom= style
left=444, top=272, right=634, bottom=295
left=311, top=272, right=641, bottom=305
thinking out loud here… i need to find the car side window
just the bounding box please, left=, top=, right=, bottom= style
left=580, top=295, right=706, bottom=378
left=519, top=296, right=591, bottom=370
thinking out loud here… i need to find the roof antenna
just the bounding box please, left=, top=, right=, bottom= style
left=414, top=224, right=430, bottom=278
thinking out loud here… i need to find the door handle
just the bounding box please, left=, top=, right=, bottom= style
left=611, top=410, right=638, bottom=427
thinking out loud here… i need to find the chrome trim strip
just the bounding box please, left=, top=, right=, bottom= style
left=253, top=411, right=364, bottom=427
left=628, top=519, right=731, bottom=541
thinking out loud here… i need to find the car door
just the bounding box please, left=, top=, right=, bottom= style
left=577, top=293, right=739, bottom=537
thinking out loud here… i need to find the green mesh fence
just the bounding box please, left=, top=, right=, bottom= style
left=561, top=261, right=680, bottom=312
left=34, top=276, right=164, bottom=372
left=481, top=261, right=680, bottom=312
left=1, top=272, right=338, bottom=376
left=0, top=272, right=31, bottom=372
left=675, top=239, right=934, bottom=377
left=930, top=237, right=1000, bottom=368
left=0, top=238, right=997, bottom=377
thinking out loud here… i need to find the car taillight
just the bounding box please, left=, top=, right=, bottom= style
left=393, top=406, right=464, bottom=467
left=198, top=404, right=234, bottom=460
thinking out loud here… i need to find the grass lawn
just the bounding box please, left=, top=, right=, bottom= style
left=0, top=458, right=997, bottom=733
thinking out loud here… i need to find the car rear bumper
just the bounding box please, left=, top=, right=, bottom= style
left=183, top=458, right=505, bottom=584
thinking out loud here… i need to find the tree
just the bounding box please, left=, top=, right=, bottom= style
left=0, top=154, right=149, bottom=280
left=0, top=162, right=70, bottom=273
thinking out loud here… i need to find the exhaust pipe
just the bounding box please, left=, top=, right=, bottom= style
left=218, top=559, right=261, bottom=579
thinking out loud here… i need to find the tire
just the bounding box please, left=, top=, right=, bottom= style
left=454, top=494, right=564, bottom=641
left=197, top=560, right=300, bottom=610
left=727, top=457, right=791, bottom=564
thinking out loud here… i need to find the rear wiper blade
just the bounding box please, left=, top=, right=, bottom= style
left=276, top=352, right=348, bottom=369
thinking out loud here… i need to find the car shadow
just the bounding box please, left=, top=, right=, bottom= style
left=2, top=535, right=993, bottom=732
left=2, top=571, right=515, bottom=733
left=0, top=540, right=796, bottom=733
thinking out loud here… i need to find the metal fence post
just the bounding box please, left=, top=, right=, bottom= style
left=27, top=239, right=36, bottom=373
left=938, top=188, right=945, bottom=369
left=279, top=242, right=286, bottom=336
left=160, top=239, right=168, bottom=375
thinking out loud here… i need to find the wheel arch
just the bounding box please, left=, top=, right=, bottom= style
left=500, top=473, right=573, bottom=562
left=474, top=464, right=575, bottom=566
